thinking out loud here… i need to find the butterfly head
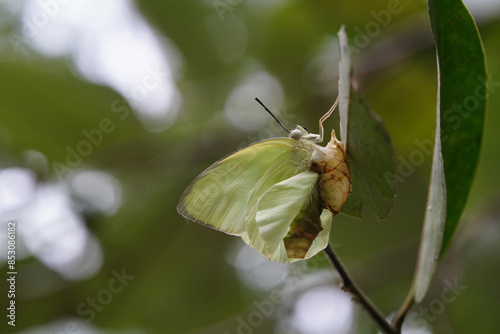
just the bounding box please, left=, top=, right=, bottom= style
left=290, top=125, right=321, bottom=142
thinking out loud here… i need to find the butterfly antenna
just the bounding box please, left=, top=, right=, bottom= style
left=255, top=98, right=290, bottom=133
left=319, top=96, right=339, bottom=141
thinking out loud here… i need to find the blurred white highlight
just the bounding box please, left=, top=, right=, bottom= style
left=224, top=71, right=284, bottom=131
left=69, top=170, right=122, bottom=215
left=228, top=241, right=290, bottom=291
left=289, top=285, right=354, bottom=334
left=0, top=167, right=120, bottom=280
left=19, top=0, right=182, bottom=129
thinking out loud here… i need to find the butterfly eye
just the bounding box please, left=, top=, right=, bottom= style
left=302, top=126, right=308, bottom=132
left=290, top=129, right=303, bottom=140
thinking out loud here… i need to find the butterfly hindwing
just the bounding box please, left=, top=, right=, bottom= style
left=255, top=171, right=332, bottom=262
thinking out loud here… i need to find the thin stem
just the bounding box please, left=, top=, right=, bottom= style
left=324, top=243, right=400, bottom=334
left=392, top=290, right=415, bottom=330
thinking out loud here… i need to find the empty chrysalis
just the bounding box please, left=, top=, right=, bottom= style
left=177, top=98, right=351, bottom=263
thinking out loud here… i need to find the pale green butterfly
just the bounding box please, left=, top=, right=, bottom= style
left=177, top=98, right=351, bottom=263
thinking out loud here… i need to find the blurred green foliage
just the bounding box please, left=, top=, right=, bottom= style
left=1, top=1, right=499, bottom=334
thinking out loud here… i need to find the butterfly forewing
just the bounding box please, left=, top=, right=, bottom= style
left=177, top=138, right=314, bottom=237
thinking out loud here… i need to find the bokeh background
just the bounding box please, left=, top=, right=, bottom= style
left=1, top=0, right=499, bottom=333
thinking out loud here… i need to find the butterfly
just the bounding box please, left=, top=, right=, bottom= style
left=177, top=98, right=351, bottom=263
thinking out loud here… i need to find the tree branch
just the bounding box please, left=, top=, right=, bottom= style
left=324, top=243, right=400, bottom=334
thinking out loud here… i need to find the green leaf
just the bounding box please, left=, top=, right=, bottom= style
left=337, top=26, right=395, bottom=220
left=414, top=128, right=447, bottom=302
left=413, top=0, right=487, bottom=302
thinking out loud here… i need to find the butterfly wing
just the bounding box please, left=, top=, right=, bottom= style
left=254, top=171, right=333, bottom=263
left=177, top=138, right=314, bottom=238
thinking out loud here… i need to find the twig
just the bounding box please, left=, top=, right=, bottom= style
left=392, top=290, right=415, bottom=330
left=324, top=243, right=400, bottom=334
